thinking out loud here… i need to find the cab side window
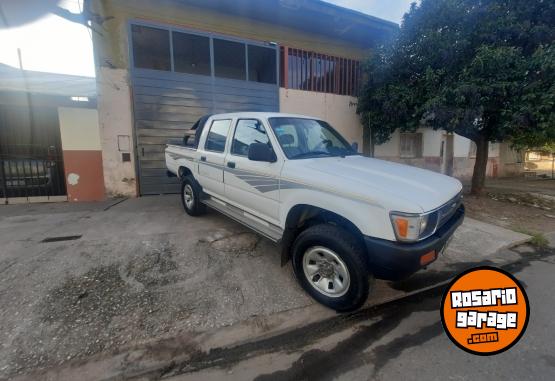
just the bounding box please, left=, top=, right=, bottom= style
left=231, top=119, right=271, bottom=156
left=205, top=119, right=231, bottom=152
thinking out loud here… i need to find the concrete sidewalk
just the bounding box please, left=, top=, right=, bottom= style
left=0, top=196, right=530, bottom=379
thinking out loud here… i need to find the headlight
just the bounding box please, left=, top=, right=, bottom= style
left=390, top=212, right=430, bottom=242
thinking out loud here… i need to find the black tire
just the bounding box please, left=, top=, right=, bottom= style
left=180, top=175, right=206, bottom=216
left=291, top=224, right=372, bottom=312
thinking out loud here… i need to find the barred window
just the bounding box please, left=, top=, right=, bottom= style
left=280, top=47, right=361, bottom=96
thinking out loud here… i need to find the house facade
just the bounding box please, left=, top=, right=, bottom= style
left=373, top=129, right=512, bottom=179
left=86, top=0, right=397, bottom=196
left=84, top=0, right=520, bottom=199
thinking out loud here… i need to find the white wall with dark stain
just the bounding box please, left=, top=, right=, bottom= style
left=96, top=67, right=137, bottom=197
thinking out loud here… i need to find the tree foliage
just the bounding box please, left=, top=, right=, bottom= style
left=358, top=0, right=555, bottom=193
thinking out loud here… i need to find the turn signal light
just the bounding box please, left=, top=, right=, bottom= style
left=420, top=250, right=437, bottom=266
left=394, top=218, right=409, bottom=238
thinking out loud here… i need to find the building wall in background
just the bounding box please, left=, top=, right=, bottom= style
left=89, top=0, right=370, bottom=197
left=373, top=129, right=503, bottom=179
left=58, top=107, right=105, bottom=201
left=279, top=89, right=363, bottom=149
left=374, top=129, right=444, bottom=173
left=90, top=0, right=367, bottom=72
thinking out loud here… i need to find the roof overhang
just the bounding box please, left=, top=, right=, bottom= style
left=177, top=0, right=398, bottom=48
left=0, top=64, right=96, bottom=98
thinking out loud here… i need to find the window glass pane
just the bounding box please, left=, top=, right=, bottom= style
left=231, top=119, right=270, bottom=156
left=131, top=25, right=170, bottom=71
left=306, top=124, right=344, bottom=151
left=172, top=31, right=211, bottom=75
left=268, top=117, right=354, bottom=159
left=205, top=119, right=231, bottom=152
left=213, top=39, right=246, bottom=80
left=248, top=45, right=276, bottom=84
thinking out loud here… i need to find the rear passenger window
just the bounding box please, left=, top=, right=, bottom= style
left=231, top=119, right=270, bottom=156
left=205, top=120, right=231, bottom=152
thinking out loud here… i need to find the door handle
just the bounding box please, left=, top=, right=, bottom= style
left=227, top=161, right=236, bottom=169
left=200, top=156, right=207, bottom=162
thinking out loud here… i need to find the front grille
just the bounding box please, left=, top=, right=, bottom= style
left=417, top=192, right=463, bottom=241
left=437, top=192, right=463, bottom=228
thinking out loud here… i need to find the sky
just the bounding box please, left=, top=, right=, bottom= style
left=325, top=0, right=415, bottom=24
left=0, top=0, right=415, bottom=78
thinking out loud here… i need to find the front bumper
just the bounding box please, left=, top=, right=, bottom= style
left=364, top=205, right=465, bottom=281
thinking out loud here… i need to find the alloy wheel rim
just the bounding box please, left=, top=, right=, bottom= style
left=184, top=184, right=194, bottom=209
left=302, top=246, right=350, bottom=298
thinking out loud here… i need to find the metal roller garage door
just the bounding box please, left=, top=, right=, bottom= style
left=129, top=22, right=279, bottom=195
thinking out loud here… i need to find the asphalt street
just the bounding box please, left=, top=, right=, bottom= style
left=167, top=246, right=555, bottom=381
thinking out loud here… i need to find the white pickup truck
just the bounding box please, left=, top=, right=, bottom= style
left=166, top=112, right=464, bottom=311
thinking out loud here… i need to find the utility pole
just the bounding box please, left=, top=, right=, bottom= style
left=17, top=49, right=36, bottom=149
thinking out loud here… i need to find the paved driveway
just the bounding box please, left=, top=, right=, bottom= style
left=0, top=196, right=529, bottom=378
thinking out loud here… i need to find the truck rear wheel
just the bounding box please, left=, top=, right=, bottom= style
left=291, top=224, right=372, bottom=312
left=181, top=175, right=206, bottom=216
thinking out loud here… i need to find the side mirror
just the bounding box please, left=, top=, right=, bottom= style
left=351, top=142, right=359, bottom=152
left=248, top=143, right=276, bottom=162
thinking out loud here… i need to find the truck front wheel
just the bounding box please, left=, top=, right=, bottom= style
left=291, top=224, right=372, bottom=312
left=181, top=175, right=206, bottom=216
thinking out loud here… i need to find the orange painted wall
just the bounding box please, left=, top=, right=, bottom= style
left=62, top=150, right=105, bottom=202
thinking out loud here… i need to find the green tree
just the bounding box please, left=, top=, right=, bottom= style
left=358, top=0, right=555, bottom=194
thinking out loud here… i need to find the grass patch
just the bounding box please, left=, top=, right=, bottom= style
left=513, top=227, right=549, bottom=249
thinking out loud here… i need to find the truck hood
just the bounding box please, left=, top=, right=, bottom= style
left=287, top=155, right=462, bottom=212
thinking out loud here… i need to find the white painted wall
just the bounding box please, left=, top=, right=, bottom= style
left=453, top=134, right=500, bottom=158
left=374, top=130, right=500, bottom=159
left=454, top=134, right=471, bottom=158
left=422, top=129, right=443, bottom=157
left=58, top=107, right=101, bottom=151
left=374, top=128, right=443, bottom=157
left=96, top=67, right=137, bottom=197
left=279, top=88, right=363, bottom=149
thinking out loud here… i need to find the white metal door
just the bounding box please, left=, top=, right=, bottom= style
left=224, top=118, right=282, bottom=224
left=197, top=119, right=232, bottom=196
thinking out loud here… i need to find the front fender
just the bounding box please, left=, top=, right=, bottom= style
left=279, top=188, right=394, bottom=241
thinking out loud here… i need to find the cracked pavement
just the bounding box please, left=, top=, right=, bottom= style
left=0, top=195, right=532, bottom=379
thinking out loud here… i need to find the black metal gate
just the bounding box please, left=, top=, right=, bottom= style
left=0, top=104, right=66, bottom=199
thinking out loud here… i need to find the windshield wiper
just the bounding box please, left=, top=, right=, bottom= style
left=290, top=151, right=334, bottom=159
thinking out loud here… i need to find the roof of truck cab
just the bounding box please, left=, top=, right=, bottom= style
left=208, top=112, right=324, bottom=120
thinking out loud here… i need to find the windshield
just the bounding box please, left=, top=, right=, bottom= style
left=268, top=117, right=357, bottom=159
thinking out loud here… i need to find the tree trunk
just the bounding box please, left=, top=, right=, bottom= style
left=362, top=125, right=370, bottom=156
left=363, top=125, right=374, bottom=157
left=471, top=136, right=489, bottom=195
